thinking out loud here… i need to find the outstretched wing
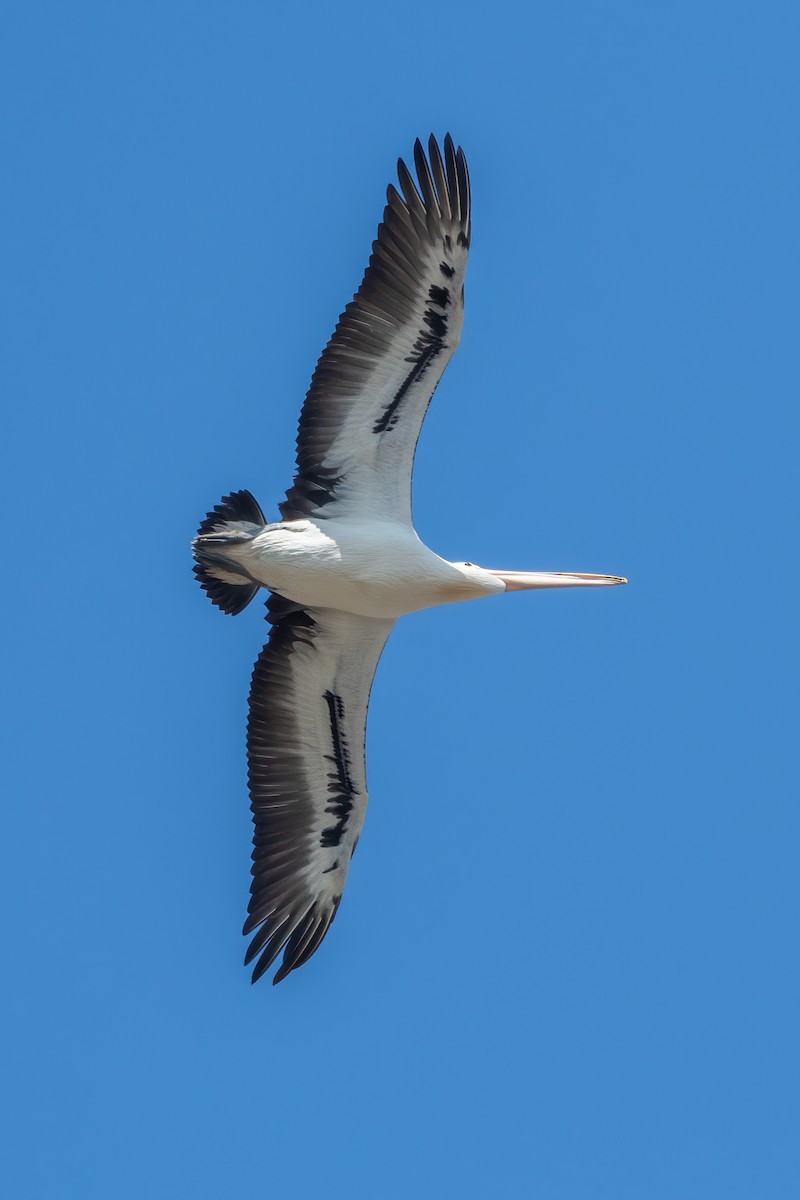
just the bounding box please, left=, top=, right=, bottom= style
left=281, top=133, right=471, bottom=526
left=244, top=595, right=394, bottom=984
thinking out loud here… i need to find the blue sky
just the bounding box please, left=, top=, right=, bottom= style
left=2, top=2, right=798, bottom=1196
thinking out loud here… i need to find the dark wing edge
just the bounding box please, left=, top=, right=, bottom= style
left=244, top=594, right=394, bottom=985
left=281, top=133, right=471, bottom=521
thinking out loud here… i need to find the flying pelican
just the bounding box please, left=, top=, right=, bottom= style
left=193, top=135, right=626, bottom=985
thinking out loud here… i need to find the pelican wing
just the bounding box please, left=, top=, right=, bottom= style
left=281, top=134, right=471, bottom=525
left=244, top=594, right=394, bottom=984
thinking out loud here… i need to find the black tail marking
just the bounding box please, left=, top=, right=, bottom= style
left=193, top=489, right=266, bottom=616
left=196, top=489, right=266, bottom=536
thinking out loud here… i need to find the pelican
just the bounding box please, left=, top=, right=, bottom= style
left=193, top=135, right=626, bottom=985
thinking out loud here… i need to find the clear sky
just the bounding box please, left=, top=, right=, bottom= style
left=2, top=2, right=798, bottom=1196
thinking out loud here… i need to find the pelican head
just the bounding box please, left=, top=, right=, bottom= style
left=449, top=561, right=627, bottom=600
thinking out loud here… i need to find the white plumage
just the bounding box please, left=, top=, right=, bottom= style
left=193, top=135, right=625, bottom=984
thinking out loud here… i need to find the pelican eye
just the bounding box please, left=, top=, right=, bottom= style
left=463, top=561, right=474, bottom=567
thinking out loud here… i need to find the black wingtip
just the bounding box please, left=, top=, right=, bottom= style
left=251, top=954, right=272, bottom=986
left=272, top=961, right=293, bottom=986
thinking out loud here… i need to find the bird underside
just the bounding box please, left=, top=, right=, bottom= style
left=192, top=134, right=626, bottom=985
left=191, top=136, right=478, bottom=984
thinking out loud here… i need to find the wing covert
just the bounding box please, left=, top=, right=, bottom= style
left=244, top=595, right=393, bottom=984
left=281, top=133, right=471, bottom=525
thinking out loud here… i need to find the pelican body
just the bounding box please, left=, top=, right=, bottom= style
left=193, top=135, right=626, bottom=985
left=209, top=515, right=622, bottom=618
